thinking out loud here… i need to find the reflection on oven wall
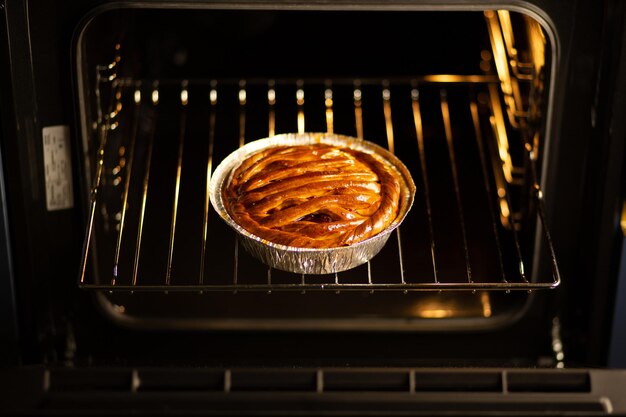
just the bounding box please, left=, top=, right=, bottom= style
left=0, top=1, right=626, bottom=413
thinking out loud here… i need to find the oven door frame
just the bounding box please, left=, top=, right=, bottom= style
left=0, top=0, right=623, bottom=381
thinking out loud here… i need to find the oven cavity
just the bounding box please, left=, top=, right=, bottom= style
left=75, top=8, right=559, bottom=329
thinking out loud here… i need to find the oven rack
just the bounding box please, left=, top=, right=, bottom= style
left=79, top=76, right=560, bottom=292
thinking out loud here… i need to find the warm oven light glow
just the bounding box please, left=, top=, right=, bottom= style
left=422, top=74, right=493, bottom=83
left=526, top=17, right=546, bottom=74
left=488, top=84, right=514, bottom=184
left=621, top=200, right=626, bottom=235
left=497, top=10, right=516, bottom=59
left=180, top=89, right=188, bottom=106
left=325, top=88, right=334, bottom=134
left=480, top=292, right=492, bottom=318
left=296, top=88, right=305, bottom=133
left=419, top=309, right=454, bottom=319
left=484, top=10, right=512, bottom=96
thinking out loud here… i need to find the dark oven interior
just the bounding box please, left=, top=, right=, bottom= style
left=75, top=7, right=558, bottom=337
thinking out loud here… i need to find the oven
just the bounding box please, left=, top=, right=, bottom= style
left=1, top=0, right=626, bottom=415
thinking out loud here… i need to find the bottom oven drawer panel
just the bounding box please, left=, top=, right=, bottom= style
left=2, top=367, right=625, bottom=415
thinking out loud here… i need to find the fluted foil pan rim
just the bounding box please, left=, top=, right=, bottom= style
left=209, top=133, right=416, bottom=274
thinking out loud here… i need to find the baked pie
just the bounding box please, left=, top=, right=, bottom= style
left=223, top=144, right=402, bottom=248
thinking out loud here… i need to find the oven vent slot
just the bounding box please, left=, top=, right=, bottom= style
left=413, top=371, right=502, bottom=392
left=507, top=371, right=591, bottom=392
left=137, top=369, right=224, bottom=392
left=79, top=74, right=560, bottom=293
left=324, top=371, right=411, bottom=392
left=48, top=369, right=133, bottom=392
left=230, top=370, right=316, bottom=392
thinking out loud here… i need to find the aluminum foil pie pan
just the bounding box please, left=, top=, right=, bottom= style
left=210, top=133, right=416, bottom=275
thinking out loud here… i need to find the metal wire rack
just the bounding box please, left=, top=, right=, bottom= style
left=79, top=72, right=560, bottom=292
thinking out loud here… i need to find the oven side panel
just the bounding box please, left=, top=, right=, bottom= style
left=0, top=50, right=19, bottom=367
left=604, top=0, right=626, bottom=369
left=1, top=0, right=49, bottom=365
left=548, top=0, right=626, bottom=366
left=0, top=0, right=99, bottom=364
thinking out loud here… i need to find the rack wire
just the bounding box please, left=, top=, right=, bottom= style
left=79, top=73, right=560, bottom=293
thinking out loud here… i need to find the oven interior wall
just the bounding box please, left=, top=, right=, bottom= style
left=88, top=10, right=489, bottom=79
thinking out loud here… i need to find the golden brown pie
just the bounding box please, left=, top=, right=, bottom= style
left=223, top=144, right=401, bottom=248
